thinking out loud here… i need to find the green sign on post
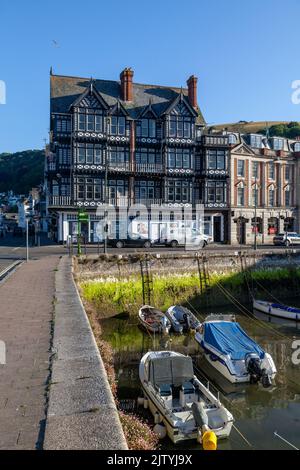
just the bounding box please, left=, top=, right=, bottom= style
left=78, top=210, right=89, bottom=223
left=77, top=209, right=88, bottom=255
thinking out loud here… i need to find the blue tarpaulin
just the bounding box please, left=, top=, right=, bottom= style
left=203, top=322, right=265, bottom=360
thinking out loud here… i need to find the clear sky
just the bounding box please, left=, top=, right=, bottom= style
left=1, top=0, right=300, bottom=152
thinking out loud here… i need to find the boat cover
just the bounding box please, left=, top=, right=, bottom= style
left=149, top=355, right=194, bottom=387
left=204, top=322, right=265, bottom=360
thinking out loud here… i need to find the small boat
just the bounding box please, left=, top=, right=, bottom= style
left=166, top=305, right=201, bottom=333
left=195, top=314, right=276, bottom=387
left=139, top=350, right=233, bottom=447
left=138, top=305, right=171, bottom=334
left=253, top=299, right=300, bottom=322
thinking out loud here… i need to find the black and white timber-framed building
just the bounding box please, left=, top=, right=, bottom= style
left=46, top=68, right=230, bottom=243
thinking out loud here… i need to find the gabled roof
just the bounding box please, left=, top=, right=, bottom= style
left=50, top=73, right=206, bottom=124
left=69, top=80, right=109, bottom=110
left=162, top=92, right=198, bottom=117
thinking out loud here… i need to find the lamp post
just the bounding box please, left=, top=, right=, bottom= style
left=25, top=217, right=29, bottom=262
left=104, top=151, right=108, bottom=254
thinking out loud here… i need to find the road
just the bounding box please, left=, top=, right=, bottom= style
left=0, top=233, right=299, bottom=260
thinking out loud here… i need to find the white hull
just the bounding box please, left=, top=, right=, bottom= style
left=253, top=299, right=300, bottom=322
left=139, top=351, right=233, bottom=444
left=195, top=328, right=277, bottom=385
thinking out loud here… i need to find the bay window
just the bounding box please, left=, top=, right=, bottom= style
left=167, top=149, right=192, bottom=169
left=108, top=146, right=129, bottom=165
left=169, top=116, right=192, bottom=138
left=166, top=180, right=191, bottom=203
left=207, top=150, right=226, bottom=170
left=77, top=109, right=104, bottom=132
left=75, top=177, right=103, bottom=201
left=206, top=181, right=226, bottom=204
left=76, top=143, right=104, bottom=165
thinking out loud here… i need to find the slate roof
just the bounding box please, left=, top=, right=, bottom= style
left=50, top=74, right=205, bottom=125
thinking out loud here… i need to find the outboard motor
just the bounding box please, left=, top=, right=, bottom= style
left=160, top=316, right=169, bottom=335
left=245, top=353, right=272, bottom=388
left=192, top=402, right=217, bottom=450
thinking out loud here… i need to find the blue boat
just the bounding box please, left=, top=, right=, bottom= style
left=195, top=314, right=277, bottom=386
left=253, top=299, right=300, bottom=321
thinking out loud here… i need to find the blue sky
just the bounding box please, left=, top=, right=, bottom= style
left=1, top=0, right=300, bottom=152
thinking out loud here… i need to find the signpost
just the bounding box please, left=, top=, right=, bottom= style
left=77, top=209, right=88, bottom=256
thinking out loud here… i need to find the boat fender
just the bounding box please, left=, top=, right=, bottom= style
left=202, top=430, right=217, bottom=451
left=153, top=423, right=167, bottom=439
left=209, top=353, right=218, bottom=362
left=154, top=411, right=162, bottom=424
left=143, top=398, right=149, bottom=409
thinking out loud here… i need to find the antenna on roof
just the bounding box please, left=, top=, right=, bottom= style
left=50, top=66, right=53, bottom=75
left=265, top=121, right=270, bottom=139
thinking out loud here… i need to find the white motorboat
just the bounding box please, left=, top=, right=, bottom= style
left=166, top=305, right=201, bottom=333
left=195, top=314, right=277, bottom=386
left=139, top=350, right=234, bottom=448
left=138, top=305, right=171, bottom=334
left=253, top=299, right=300, bottom=322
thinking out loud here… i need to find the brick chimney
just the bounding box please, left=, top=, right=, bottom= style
left=120, top=67, right=134, bottom=101
left=187, top=75, right=198, bottom=108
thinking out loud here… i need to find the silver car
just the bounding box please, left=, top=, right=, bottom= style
left=273, top=232, right=300, bottom=246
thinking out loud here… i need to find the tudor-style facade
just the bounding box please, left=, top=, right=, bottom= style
left=198, top=134, right=230, bottom=242
left=46, top=68, right=213, bottom=242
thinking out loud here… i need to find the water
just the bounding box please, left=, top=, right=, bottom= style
left=100, top=304, right=300, bottom=450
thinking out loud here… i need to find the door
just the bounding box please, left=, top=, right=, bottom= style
left=213, top=216, right=222, bottom=243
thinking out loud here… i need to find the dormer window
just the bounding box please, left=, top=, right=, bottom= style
left=228, top=134, right=237, bottom=144
left=250, top=134, right=262, bottom=148
left=273, top=138, right=284, bottom=150
left=169, top=116, right=192, bottom=138
left=110, top=116, right=125, bottom=135
left=77, top=109, right=104, bottom=132
left=136, top=119, right=156, bottom=138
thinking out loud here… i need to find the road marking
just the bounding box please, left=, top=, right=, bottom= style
left=12, top=247, right=21, bottom=251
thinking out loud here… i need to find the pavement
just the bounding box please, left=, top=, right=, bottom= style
left=44, top=256, right=127, bottom=450
left=0, top=256, right=58, bottom=449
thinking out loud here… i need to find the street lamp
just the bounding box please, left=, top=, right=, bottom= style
left=25, top=216, right=30, bottom=262
left=104, top=151, right=108, bottom=254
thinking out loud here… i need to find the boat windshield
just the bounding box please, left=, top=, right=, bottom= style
left=149, top=356, right=194, bottom=388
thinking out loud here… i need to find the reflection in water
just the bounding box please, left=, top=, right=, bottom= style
left=101, top=306, right=300, bottom=450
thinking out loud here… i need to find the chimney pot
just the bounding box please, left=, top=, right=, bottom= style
left=120, top=67, right=134, bottom=101
left=187, top=75, right=198, bottom=108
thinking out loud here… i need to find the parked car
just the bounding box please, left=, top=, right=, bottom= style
left=107, top=237, right=152, bottom=249
left=13, top=226, right=24, bottom=237
left=273, top=232, right=300, bottom=246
